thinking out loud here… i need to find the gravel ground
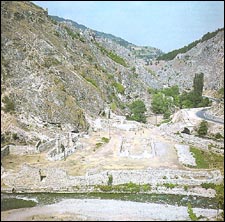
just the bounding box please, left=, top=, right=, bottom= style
left=1, top=199, right=221, bottom=221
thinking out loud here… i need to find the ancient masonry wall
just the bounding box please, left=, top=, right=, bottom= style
left=2, top=164, right=223, bottom=195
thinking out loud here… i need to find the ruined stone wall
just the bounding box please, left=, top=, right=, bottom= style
left=2, top=164, right=222, bottom=195
left=38, top=139, right=56, bottom=152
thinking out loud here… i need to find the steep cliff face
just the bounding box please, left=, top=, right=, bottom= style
left=1, top=1, right=150, bottom=139
left=147, top=30, right=224, bottom=91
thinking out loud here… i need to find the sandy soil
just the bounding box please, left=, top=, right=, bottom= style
left=1, top=199, right=220, bottom=221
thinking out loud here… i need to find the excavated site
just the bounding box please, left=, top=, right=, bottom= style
left=1, top=109, right=224, bottom=199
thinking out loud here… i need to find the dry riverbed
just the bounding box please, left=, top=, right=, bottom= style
left=1, top=199, right=221, bottom=221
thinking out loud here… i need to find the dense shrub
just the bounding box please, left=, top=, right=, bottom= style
left=127, top=100, right=147, bottom=123
left=112, top=82, right=125, bottom=94
left=197, top=121, right=208, bottom=136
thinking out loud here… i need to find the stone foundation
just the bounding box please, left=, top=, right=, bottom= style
left=1, top=164, right=223, bottom=197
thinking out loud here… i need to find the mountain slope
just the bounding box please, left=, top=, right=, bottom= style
left=50, top=15, right=163, bottom=60
left=146, top=29, right=224, bottom=91
left=1, top=1, right=151, bottom=142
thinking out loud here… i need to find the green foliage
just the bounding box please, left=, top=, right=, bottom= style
left=190, top=146, right=224, bottom=170
left=163, top=110, right=172, bottom=119
left=215, top=133, right=224, bottom=140
left=2, top=95, right=15, bottom=113
left=179, top=73, right=210, bottom=108
left=201, top=183, right=216, bottom=190
left=112, top=82, right=125, bottom=94
left=131, top=66, right=136, bottom=72
left=12, top=133, right=19, bottom=140
left=95, top=42, right=127, bottom=66
left=157, top=28, right=223, bottom=61
left=95, top=137, right=110, bottom=150
left=190, top=147, right=209, bottom=168
left=64, top=26, right=78, bottom=39
left=108, top=174, right=113, bottom=186
left=147, top=68, right=157, bottom=76
left=1, top=131, right=26, bottom=146
left=215, top=184, right=224, bottom=211
left=108, top=51, right=127, bottom=67
left=110, top=102, right=117, bottom=111
left=101, top=137, right=110, bottom=143
left=142, top=184, right=152, bottom=192
left=161, top=85, right=179, bottom=98
left=95, top=142, right=103, bottom=149
left=64, top=26, right=85, bottom=42
left=95, top=182, right=151, bottom=193
left=184, top=185, right=188, bottom=191
left=217, top=87, right=224, bottom=98
left=127, top=100, right=147, bottom=123
left=197, top=120, right=208, bottom=136
left=85, top=77, right=98, bottom=88
left=193, top=73, right=204, bottom=97
left=148, top=87, right=158, bottom=94
left=150, top=85, right=180, bottom=119
left=151, top=92, right=173, bottom=115
left=163, top=183, right=176, bottom=189
left=54, top=31, right=60, bottom=37
left=150, top=77, right=209, bottom=117
left=187, top=202, right=198, bottom=221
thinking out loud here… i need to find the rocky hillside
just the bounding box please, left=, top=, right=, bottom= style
left=50, top=15, right=163, bottom=60
left=1, top=1, right=224, bottom=145
left=1, top=1, right=153, bottom=142
left=146, top=29, right=224, bottom=92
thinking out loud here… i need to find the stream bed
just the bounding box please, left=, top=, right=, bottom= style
left=1, top=192, right=218, bottom=211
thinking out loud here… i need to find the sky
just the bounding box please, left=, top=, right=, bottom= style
left=33, top=1, right=224, bottom=52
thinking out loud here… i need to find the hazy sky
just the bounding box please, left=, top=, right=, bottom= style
left=33, top=1, right=224, bottom=52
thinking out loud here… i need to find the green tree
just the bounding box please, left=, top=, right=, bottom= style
left=128, top=100, right=147, bottom=123
left=179, top=73, right=210, bottom=108
left=197, top=120, right=208, bottom=136
left=193, top=73, right=204, bottom=97
left=151, top=92, right=173, bottom=117
left=108, top=174, right=113, bottom=186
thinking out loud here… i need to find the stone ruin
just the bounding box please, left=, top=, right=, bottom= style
left=118, top=136, right=172, bottom=160
left=36, top=132, right=83, bottom=161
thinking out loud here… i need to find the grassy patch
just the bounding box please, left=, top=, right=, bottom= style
left=184, top=185, right=188, bottom=191
left=107, top=51, right=127, bottom=67
left=112, top=82, right=125, bottom=94
left=147, top=68, right=157, bottom=76
left=190, top=146, right=224, bottom=171
left=188, top=202, right=198, bottom=221
left=101, top=137, right=110, bottom=143
left=95, top=182, right=152, bottom=193
left=95, top=142, right=103, bottom=149
left=95, top=42, right=127, bottom=67
left=163, top=183, right=176, bottom=189
left=94, top=137, right=110, bottom=151
left=201, top=183, right=216, bottom=190
left=110, top=102, right=117, bottom=111
left=64, top=26, right=84, bottom=42
left=84, top=77, right=98, bottom=88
